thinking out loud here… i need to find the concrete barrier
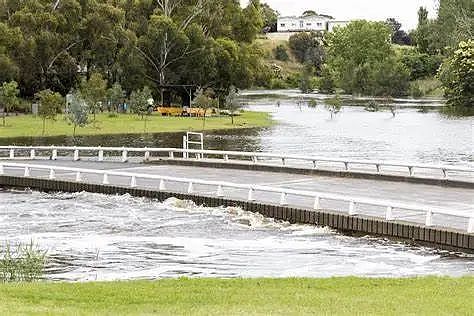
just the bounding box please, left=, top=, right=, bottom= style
left=1, top=175, right=472, bottom=253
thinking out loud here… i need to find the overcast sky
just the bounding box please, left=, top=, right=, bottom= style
left=241, top=0, right=438, bottom=31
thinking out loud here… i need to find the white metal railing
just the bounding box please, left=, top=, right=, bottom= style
left=0, top=145, right=473, bottom=181
left=0, top=161, right=473, bottom=233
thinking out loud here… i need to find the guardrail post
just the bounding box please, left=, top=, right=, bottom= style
left=376, top=164, right=381, bottom=174
left=224, top=154, right=229, bottom=162
left=159, top=179, right=166, bottom=191
left=24, top=166, right=30, bottom=177
left=75, top=171, right=82, bottom=182
left=344, top=162, right=349, bottom=171
left=30, top=149, right=35, bottom=159
left=187, top=182, right=194, bottom=194
left=51, top=147, right=57, bottom=160
left=247, top=188, right=255, bottom=201
left=98, top=148, right=104, bottom=162
left=49, top=169, right=55, bottom=180
left=408, top=166, right=414, bottom=177
left=130, top=176, right=137, bottom=188
left=252, top=156, right=257, bottom=164
left=281, top=158, right=286, bottom=166
left=121, top=148, right=128, bottom=163
left=169, top=151, right=175, bottom=159
left=182, top=136, right=187, bottom=159
left=385, top=206, right=394, bottom=221
left=468, top=217, right=474, bottom=234
left=0, top=164, right=4, bottom=175
left=313, top=196, right=320, bottom=209
left=102, top=173, right=109, bottom=185
left=9, top=149, right=14, bottom=159
left=312, top=160, right=317, bottom=169
left=216, top=185, right=224, bottom=197
left=144, top=148, right=150, bottom=161
left=279, top=192, right=288, bottom=206
left=425, top=210, right=433, bottom=227
left=348, top=201, right=357, bottom=216
left=73, top=148, right=80, bottom=161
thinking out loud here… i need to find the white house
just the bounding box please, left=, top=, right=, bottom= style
left=277, top=14, right=349, bottom=33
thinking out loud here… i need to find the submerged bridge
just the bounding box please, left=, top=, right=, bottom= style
left=1, top=143, right=473, bottom=252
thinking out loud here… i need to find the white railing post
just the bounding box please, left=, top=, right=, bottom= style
left=247, top=188, right=255, bottom=201
left=121, top=148, right=128, bottom=163
left=49, top=169, right=55, bottom=180
left=252, top=155, right=257, bottom=164
left=73, top=148, right=80, bottom=161
left=169, top=151, right=174, bottom=159
left=144, top=148, right=150, bottom=161
left=51, top=147, right=57, bottom=160
left=216, top=184, right=224, bottom=197
left=9, top=149, right=14, bottom=159
left=130, top=176, right=137, bottom=188
left=30, top=149, right=35, bottom=159
left=187, top=182, right=194, bottom=194
left=468, top=217, right=474, bottom=234
left=102, top=173, right=109, bottom=185
left=313, top=196, right=320, bottom=209
left=182, top=136, right=187, bottom=159
left=159, top=179, right=166, bottom=191
left=385, top=206, right=394, bottom=221
left=98, top=147, right=104, bottom=162
left=279, top=192, right=288, bottom=205
left=425, top=210, right=433, bottom=227
left=75, top=171, right=82, bottom=182
left=348, top=201, right=357, bottom=216
left=224, top=154, right=229, bottom=162
left=24, top=166, right=30, bottom=177
left=0, top=164, right=4, bottom=175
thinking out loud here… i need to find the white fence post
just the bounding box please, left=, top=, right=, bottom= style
left=102, top=173, right=109, bottom=185
left=159, top=179, right=166, bottom=191
left=313, top=196, right=320, bottom=209
left=348, top=201, right=357, bottom=216
left=130, top=176, right=137, bottom=188
left=247, top=188, right=255, bottom=201
left=75, top=171, right=82, bottom=182
left=187, top=182, right=194, bottom=194
left=385, top=206, right=394, bottom=221
left=279, top=192, right=288, bottom=205
left=9, top=149, right=14, bottom=159
left=425, top=210, right=433, bottom=227
left=49, top=169, right=55, bottom=180
left=24, top=166, right=30, bottom=177
left=51, top=147, right=57, bottom=160
left=98, top=148, right=104, bottom=162
left=0, top=164, right=4, bottom=175
left=73, top=149, right=80, bottom=161
left=30, top=149, right=35, bottom=159
left=121, top=148, right=128, bottom=163
left=144, top=147, right=150, bottom=161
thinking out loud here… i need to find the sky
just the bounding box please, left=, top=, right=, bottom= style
left=240, top=0, right=439, bottom=31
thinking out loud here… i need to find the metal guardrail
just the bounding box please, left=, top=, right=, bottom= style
left=0, top=145, right=473, bottom=180
left=0, top=161, right=473, bottom=233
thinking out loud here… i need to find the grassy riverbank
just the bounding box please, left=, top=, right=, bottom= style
left=0, top=277, right=472, bottom=315
left=0, top=111, right=273, bottom=138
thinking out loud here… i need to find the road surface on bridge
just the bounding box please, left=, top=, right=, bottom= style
left=1, top=159, right=473, bottom=232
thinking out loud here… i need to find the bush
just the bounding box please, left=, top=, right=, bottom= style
left=273, top=44, right=289, bottom=61
left=1, top=241, right=47, bottom=282
left=401, top=50, right=443, bottom=80
left=269, top=78, right=288, bottom=89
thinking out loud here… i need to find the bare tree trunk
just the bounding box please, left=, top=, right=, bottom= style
left=42, top=118, right=46, bottom=136
left=73, top=124, right=77, bottom=137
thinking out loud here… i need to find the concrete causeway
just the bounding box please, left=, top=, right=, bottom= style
left=1, top=158, right=473, bottom=252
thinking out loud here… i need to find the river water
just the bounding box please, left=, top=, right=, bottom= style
left=1, top=91, right=473, bottom=280
left=1, top=190, right=473, bottom=281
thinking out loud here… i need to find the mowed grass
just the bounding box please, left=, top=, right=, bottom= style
left=0, top=277, right=473, bottom=315
left=0, top=111, right=273, bottom=138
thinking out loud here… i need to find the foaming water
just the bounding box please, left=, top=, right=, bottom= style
left=1, top=190, right=472, bottom=281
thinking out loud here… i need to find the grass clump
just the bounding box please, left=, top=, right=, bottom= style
left=0, top=241, right=47, bottom=283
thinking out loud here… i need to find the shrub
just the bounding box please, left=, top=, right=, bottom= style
left=273, top=44, right=289, bottom=61
left=401, top=50, right=443, bottom=80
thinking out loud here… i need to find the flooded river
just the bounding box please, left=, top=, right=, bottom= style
left=1, top=91, right=473, bottom=280
left=1, top=190, right=473, bottom=281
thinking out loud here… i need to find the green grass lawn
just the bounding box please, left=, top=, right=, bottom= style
left=0, top=111, right=273, bottom=138
left=0, top=277, right=472, bottom=315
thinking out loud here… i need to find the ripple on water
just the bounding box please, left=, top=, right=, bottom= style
left=0, top=190, right=473, bottom=281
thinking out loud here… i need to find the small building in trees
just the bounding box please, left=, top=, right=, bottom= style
left=277, top=12, right=349, bottom=33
